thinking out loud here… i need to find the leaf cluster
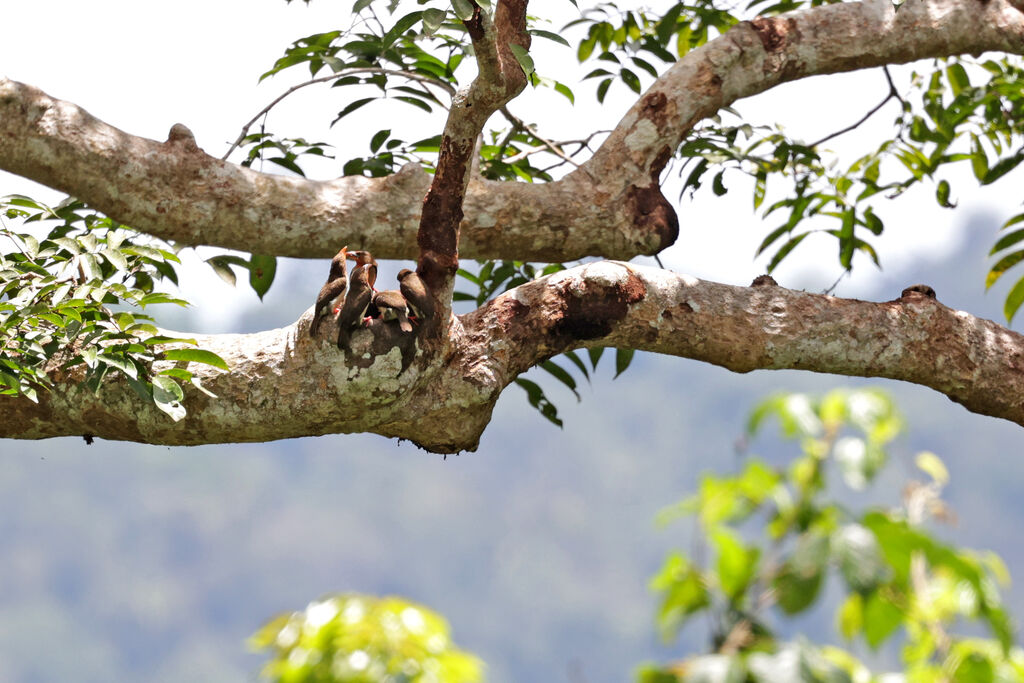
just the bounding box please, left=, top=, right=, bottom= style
left=568, top=1, right=737, bottom=102
left=643, top=389, right=1022, bottom=682
left=251, top=593, right=483, bottom=683
left=0, top=196, right=227, bottom=421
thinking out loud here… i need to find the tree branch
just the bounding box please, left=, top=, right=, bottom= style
left=1, top=0, right=1020, bottom=262
left=4, top=264, right=1024, bottom=453
left=417, top=0, right=531, bottom=311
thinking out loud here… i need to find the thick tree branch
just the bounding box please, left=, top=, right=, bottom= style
left=1, top=0, right=1021, bottom=261
left=4, top=264, right=1023, bottom=453
left=417, top=0, right=530, bottom=305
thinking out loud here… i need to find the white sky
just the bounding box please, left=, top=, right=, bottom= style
left=1, top=0, right=1018, bottom=331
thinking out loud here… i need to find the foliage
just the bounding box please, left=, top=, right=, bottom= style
left=0, top=195, right=226, bottom=420
left=251, top=594, right=483, bottom=683
left=641, top=389, right=1022, bottom=682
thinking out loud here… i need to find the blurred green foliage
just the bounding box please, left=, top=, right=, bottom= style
left=641, top=389, right=1023, bottom=682
left=252, top=594, right=483, bottom=683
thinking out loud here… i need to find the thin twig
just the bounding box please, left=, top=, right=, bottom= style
left=222, top=69, right=456, bottom=160
left=808, top=66, right=900, bottom=148
left=823, top=269, right=848, bottom=295
left=500, top=106, right=584, bottom=169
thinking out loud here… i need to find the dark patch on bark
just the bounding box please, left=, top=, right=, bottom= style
left=495, top=297, right=529, bottom=328
left=344, top=318, right=420, bottom=375
left=464, top=6, right=485, bottom=41
left=625, top=182, right=679, bottom=253
left=418, top=134, right=471, bottom=291
left=550, top=271, right=647, bottom=342
left=749, top=17, right=797, bottom=53
left=752, top=274, right=778, bottom=287
left=639, top=91, right=669, bottom=129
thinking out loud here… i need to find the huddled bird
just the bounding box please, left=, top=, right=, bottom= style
left=309, top=246, right=349, bottom=337
left=330, top=251, right=437, bottom=351
left=397, top=268, right=435, bottom=324
left=372, top=289, right=413, bottom=332
left=336, top=249, right=378, bottom=351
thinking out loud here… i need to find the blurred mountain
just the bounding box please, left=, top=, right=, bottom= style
left=1, top=213, right=1022, bottom=683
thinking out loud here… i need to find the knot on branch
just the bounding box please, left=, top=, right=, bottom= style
left=749, top=16, right=799, bottom=53
left=165, top=123, right=200, bottom=153
left=625, top=182, right=679, bottom=253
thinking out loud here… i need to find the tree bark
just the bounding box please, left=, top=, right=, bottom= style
left=3, top=264, right=1023, bottom=453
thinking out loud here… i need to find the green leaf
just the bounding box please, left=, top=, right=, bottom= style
left=946, top=62, right=971, bottom=95
left=832, top=523, right=888, bottom=593
left=614, top=347, right=634, bottom=378
left=650, top=552, right=710, bottom=640
left=381, top=11, right=423, bottom=50
left=101, top=247, right=128, bottom=272
left=766, top=232, right=810, bottom=272
left=78, top=253, right=101, bottom=281
left=587, top=346, right=605, bottom=370
left=619, top=67, right=641, bottom=93
left=560, top=350, right=590, bottom=382
left=249, top=254, right=277, bottom=300
left=837, top=593, right=864, bottom=640
left=774, top=531, right=828, bottom=614
left=205, top=255, right=239, bottom=286
left=989, top=227, right=1024, bottom=256
left=553, top=81, right=575, bottom=104
left=936, top=179, right=954, bottom=208
left=915, top=451, right=949, bottom=485
left=531, top=29, right=571, bottom=48
left=509, top=44, right=534, bottom=78
left=863, top=591, right=903, bottom=648
left=370, top=129, right=391, bottom=153
left=515, top=378, right=563, bottom=428
left=422, top=8, right=447, bottom=34
left=97, top=352, right=138, bottom=380
left=987, top=249, right=1024, bottom=289
left=161, top=349, right=230, bottom=371
left=152, top=375, right=186, bottom=422
left=541, top=360, right=580, bottom=400
left=144, top=335, right=198, bottom=347
left=711, top=527, right=760, bottom=601
left=712, top=171, right=727, bottom=196
left=452, top=0, right=475, bottom=22
left=333, top=97, right=376, bottom=124
left=1004, top=275, right=1024, bottom=323
left=395, top=96, right=433, bottom=113
left=773, top=563, right=823, bottom=614
left=353, top=0, right=373, bottom=12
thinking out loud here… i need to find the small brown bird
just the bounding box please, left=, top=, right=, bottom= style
left=397, top=268, right=435, bottom=323
left=372, top=289, right=413, bottom=332
left=310, top=246, right=348, bottom=337
left=336, top=250, right=378, bottom=351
